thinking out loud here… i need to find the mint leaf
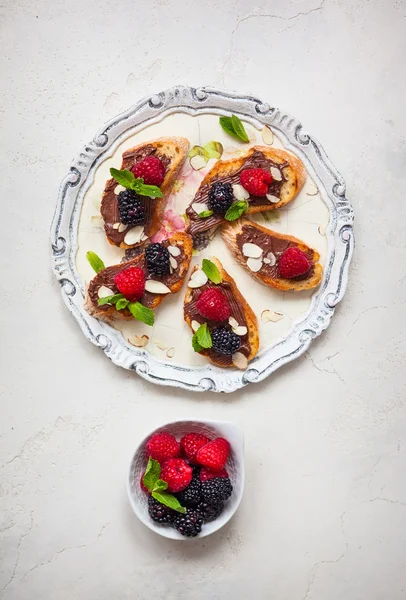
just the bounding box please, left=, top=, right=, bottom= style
left=191, top=332, right=203, bottom=353
left=110, top=168, right=136, bottom=188
left=231, top=114, right=249, bottom=142
left=142, top=457, right=161, bottom=492
left=152, top=491, right=186, bottom=514
left=202, top=259, right=222, bottom=284
left=153, top=479, right=168, bottom=492
left=219, top=115, right=249, bottom=143
left=115, top=297, right=129, bottom=310
left=196, top=323, right=212, bottom=349
left=203, top=140, right=223, bottom=159
left=198, top=210, right=214, bottom=218
left=86, top=251, right=105, bottom=273
left=224, top=200, right=249, bottom=222
left=136, top=183, right=163, bottom=198
left=97, top=293, right=125, bottom=306
left=128, top=302, right=155, bottom=326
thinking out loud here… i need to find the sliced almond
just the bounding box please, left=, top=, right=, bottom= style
left=264, top=252, right=276, bottom=266
left=91, top=215, right=103, bottom=228
left=169, top=256, right=177, bottom=270
left=261, top=125, right=274, bottom=145
left=306, top=182, right=319, bottom=196
left=190, top=155, right=207, bottom=170
left=228, top=316, right=239, bottom=329
left=318, top=223, right=327, bottom=236
left=168, top=245, right=181, bottom=257
left=192, top=202, right=209, bottom=215
left=166, top=347, right=175, bottom=358
left=141, top=234, right=148, bottom=241
left=112, top=222, right=120, bottom=230
left=232, top=184, right=250, bottom=201
left=118, top=223, right=127, bottom=233
left=154, top=340, right=168, bottom=351
left=97, top=285, right=115, bottom=299
left=266, top=194, right=280, bottom=204
left=128, top=334, right=149, bottom=348
left=114, top=185, right=126, bottom=195
left=145, top=280, right=171, bottom=294
left=191, top=320, right=201, bottom=332
left=124, top=226, right=144, bottom=245
left=188, top=269, right=208, bottom=288
left=247, top=257, right=263, bottom=273
left=261, top=309, right=284, bottom=323
left=242, top=242, right=263, bottom=259
left=234, top=326, right=248, bottom=336
left=270, top=166, right=282, bottom=181
left=232, top=352, right=248, bottom=370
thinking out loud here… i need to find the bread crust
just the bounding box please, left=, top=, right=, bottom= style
left=222, top=219, right=323, bottom=292
left=101, top=137, right=190, bottom=248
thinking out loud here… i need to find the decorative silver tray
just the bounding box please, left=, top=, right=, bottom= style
left=50, top=85, right=354, bottom=393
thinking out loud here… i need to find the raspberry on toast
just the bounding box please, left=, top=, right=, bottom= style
left=222, top=219, right=323, bottom=292
left=184, top=258, right=259, bottom=369
left=85, top=232, right=192, bottom=322
left=186, top=146, right=306, bottom=238
left=101, top=137, right=189, bottom=248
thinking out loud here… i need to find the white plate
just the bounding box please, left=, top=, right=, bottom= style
left=51, top=85, right=354, bottom=393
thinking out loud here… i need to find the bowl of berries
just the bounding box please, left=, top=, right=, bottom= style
left=127, top=420, right=244, bottom=539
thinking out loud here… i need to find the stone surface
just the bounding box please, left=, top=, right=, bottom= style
left=1, top=0, right=405, bottom=598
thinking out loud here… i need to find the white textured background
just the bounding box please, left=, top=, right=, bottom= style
left=1, top=0, right=406, bottom=598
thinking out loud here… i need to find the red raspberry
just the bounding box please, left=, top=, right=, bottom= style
left=114, top=266, right=145, bottom=301
left=240, top=168, right=272, bottom=196
left=196, top=438, right=230, bottom=470
left=180, top=433, right=210, bottom=464
left=161, top=458, right=193, bottom=492
left=196, top=288, right=231, bottom=322
left=200, top=467, right=228, bottom=482
left=140, top=473, right=149, bottom=493
left=279, top=247, right=311, bottom=279
left=146, top=432, right=180, bottom=463
left=132, top=156, right=165, bottom=186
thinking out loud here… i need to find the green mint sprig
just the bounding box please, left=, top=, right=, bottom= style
left=142, top=458, right=186, bottom=514
left=97, top=294, right=154, bottom=326
left=110, top=168, right=163, bottom=198
left=202, top=259, right=222, bottom=284
left=191, top=323, right=212, bottom=353
left=219, top=115, right=249, bottom=143
left=198, top=210, right=214, bottom=218
left=224, top=200, right=249, bottom=222
left=86, top=251, right=105, bottom=273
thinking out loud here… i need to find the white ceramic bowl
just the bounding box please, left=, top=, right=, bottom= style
left=127, top=419, right=245, bottom=539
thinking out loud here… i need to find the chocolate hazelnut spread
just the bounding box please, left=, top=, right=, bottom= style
left=88, top=238, right=186, bottom=314
left=236, top=224, right=315, bottom=280
left=101, top=144, right=171, bottom=247
left=184, top=280, right=251, bottom=366
left=186, top=151, right=288, bottom=237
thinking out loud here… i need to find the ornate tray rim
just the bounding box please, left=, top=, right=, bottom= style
left=50, top=85, right=354, bottom=393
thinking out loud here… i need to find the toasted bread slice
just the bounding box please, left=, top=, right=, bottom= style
left=101, top=137, right=189, bottom=248
left=184, top=258, right=259, bottom=369
left=85, top=232, right=192, bottom=322
left=186, top=146, right=306, bottom=237
left=222, top=219, right=323, bottom=292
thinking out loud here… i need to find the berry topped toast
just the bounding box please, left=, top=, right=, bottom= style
left=186, top=146, right=306, bottom=239
left=184, top=257, right=259, bottom=369
left=222, top=219, right=323, bottom=291
left=101, top=137, right=189, bottom=248
left=85, top=232, right=192, bottom=323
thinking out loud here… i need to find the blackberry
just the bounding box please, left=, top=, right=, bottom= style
left=148, top=496, right=175, bottom=524
left=197, top=501, right=224, bottom=522
left=121, top=246, right=144, bottom=263
left=211, top=327, right=241, bottom=356
left=201, top=477, right=233, bottom=505
left=117, top=189, right=145, bottom=225
left=176, top=476, right=202, bottom=508
left=145, top=243, right=170, bottom=276
left=173, top=508, right=203, bottom=537
left=208, top=182, right=234, bottom=215
left=192, top=232, right=211, bottom=252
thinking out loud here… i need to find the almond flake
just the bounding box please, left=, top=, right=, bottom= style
left=266, top=193, right=280, bottom=204
left=154, top=340, right=168, bottom=351
left=242, top=242, right=263, bottom=259
left=234, top=326, right=248, bottom=336
left=124, top=226, right=144, bottom=245
left=118, top=223, right=127, bottom=233
left=247, top=257, right=263, bottom=273
left=228, top=316, right=239, bottom=329
left=166, top=347, right=175, bottom=358
left=232, top=184, right=250, bottom=201
left=114, top=185, right=126, bottom=195
left=318, top=223, right=327, bottom=236
left=192, top=202, right=208, bottom=215
left=145, top=280, right=171, bottom=294
left=191, top=320, right=200, bottom=332
left=232, top=352, right=248, bottom=370
left=168, top=245, right=181, bottom=257
left=112, top=222, right=120, bottom=230
left=306, top=183, right=318, bottom=196
left=264, top=252, right=276, bottom=266
left=270, top=166, right=282, bottom=181
left=261, top=125, right=274, bottom=145
left=128, top=334, right=149, bottom=348
left=169, top=256, right=177, bottom=271
left=188, top=269, right=208, bottom=288
left=261, top=309, right=284, bottom=323
left=97, top=285, right=115, bottom=299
